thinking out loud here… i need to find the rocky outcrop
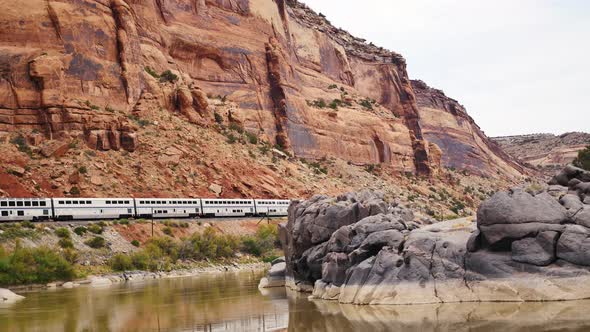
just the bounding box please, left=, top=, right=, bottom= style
left=0, top=288, right=25, bottom=303
left=280, top=168, right=590, bottom=305
left=258, top=257, right=286, bottom=288
left=412, top=80, right=526, bottom=177
left=0, top=0, right=527, bottom=178
left=492, top=132, right=590, bottom=176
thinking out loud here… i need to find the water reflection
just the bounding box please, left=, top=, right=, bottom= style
left=2, top=271, right=590, bottom=331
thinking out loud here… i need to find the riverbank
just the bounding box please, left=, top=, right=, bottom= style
left=6, top=261, right=269, bottom=293
left=0, top=217, right=283, bottom=290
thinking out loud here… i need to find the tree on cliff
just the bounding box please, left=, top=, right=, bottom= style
left=573, top=146, right=590, bottom=170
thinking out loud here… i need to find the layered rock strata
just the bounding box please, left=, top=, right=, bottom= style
left=279, top=168, right=590, bottom=304
left=0, top=0, right=525, bottom=178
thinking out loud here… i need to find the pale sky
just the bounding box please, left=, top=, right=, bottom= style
left=301, top=1, right=590, bottom=137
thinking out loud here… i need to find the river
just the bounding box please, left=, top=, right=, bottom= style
left=2, top=269, right=590, bottom=331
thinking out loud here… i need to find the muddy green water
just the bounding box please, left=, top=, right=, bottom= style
left=2, top=270, right=590, bottom=331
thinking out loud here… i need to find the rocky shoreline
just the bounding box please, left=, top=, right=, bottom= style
left=274, top=166, right=590, bottom=305
left=2, top=262, right=269, bottom=303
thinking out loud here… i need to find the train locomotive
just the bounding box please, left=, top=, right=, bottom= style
left=0, top=197, right=290, bottom=222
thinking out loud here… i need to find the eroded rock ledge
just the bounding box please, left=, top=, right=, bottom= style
left=278, top=165, right=590, bottom=304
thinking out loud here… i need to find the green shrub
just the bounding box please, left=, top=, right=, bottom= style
left=178, top=228, right=239, bottom=261
left=573, top=146, right=590, bottom=171
left=162, top=227, right=173, bottom=236
left=21, top=221, right=35, bottom=229
left=328, top=84, right=338, bottom=89
left=245, top=131, right=258, bottom=144
left=131, top=240, right=140, bottom=247
left=55, top=227, right=70, bottom=238
left=110, top=253, right=134, bottom=271
left=58, top=238, right=74, bottom=249
left=359, top=98, right=374, bottom=110
left=119, top=219, right=130, bottom=225
left=229, top=122, right=244, bottom=134
left=70, top=187, right=80, bottom=196
left=73, top=226, right=87, bottom=236
left=226, top=133, right=237, bottom=144
left=88, top=224, right=103, bottom=234
left=159, top=70, right=179, bottom=83
left=0, top=244, right=75, bottom=286
left=307, top=99, right=327, bottom=108
left=85, top=236, right=105, bottom=249
left=241, top=224, right=279, bottom=258
left=144, top=66, right=160, bottom=79
left=78, top=166, right=87, bottom=174
left=62, top=248, right=78, bottom=264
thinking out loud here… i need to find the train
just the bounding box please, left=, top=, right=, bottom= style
left=0, top=197, right=291, bottom=222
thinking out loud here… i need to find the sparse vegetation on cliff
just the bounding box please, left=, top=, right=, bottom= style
left=573, top=146, right=590, bottom=171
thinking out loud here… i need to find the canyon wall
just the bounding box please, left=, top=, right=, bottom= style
left=412, top=80, right=525, bottom=177
left=0, top=0, right=523, bottom=178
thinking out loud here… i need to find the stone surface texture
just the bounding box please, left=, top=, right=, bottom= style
left=279, top=166, right=590, bottom=304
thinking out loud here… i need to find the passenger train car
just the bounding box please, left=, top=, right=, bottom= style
left=0, top=197, right=290, bottom=222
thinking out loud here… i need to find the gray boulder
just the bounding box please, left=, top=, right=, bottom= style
left=0, top=288, right=25, bottom=303
left=511, top=231, right=559, bottom=266
left=477, top=190, right=567, bottom=226
left=479, top=223, right=564, bottom=247
left=556, top=225, right=590, bottom=266
left=573, top=208, right=590, bottom=229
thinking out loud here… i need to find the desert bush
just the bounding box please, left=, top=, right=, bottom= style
left=55, top=227, right=70, bottom=238
left=58, top=238, right=74, bottom=249
left=178, top=228, right=239, bottom=261
left=245, top=131, right=258, bottom=144
left=84, top=236, right=105, bottom=249
left=73, top=226, right=87, bottom=236
left=241, top=224, right=279, bottom=259
left=0, top=243, right=75, bottom=286
left=21, top=221, right=35, bottom=229
left=110, top=253, right=134, bottom=271
left=159, top=70, right=178, bottom=83
left=163, top=227, right=173, bottom=236
left=573, top=146, right=590, bottom=171
left=87, top=224, right=103, bottom=234
left=131, top=240, right=140, bottom=247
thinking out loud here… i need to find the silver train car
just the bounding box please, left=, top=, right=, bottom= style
left=0, top=198, right=52, bottom=221
left=254, top=199, right=290, bottom=216
left=0, top=197, right=290, bottom=222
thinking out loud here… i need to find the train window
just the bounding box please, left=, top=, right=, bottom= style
left=9, top=201, right=14, bottom=207
left=43, top=210, right=49, bottom=215
left=58, top=201, right=64, bottom=204
left=1, top=211, right=7, bottom=216
left=32, top=201, right=38, bottom=206
left=73, top=201, right=78, bottom=205
left=106, top=201, right=111, bottom=204
left=1, top=202, right=6, bottom=207
left=40, top=201, right=46, bottom=206
left=16, top=202, right=23, bottom=207
left=87, top=201, right=91, bottom=204
left=24, top=201, right=31, bottom=207
left=17, top=211, right=24, bottom=216
left=117, top=201, right=123, bottom=204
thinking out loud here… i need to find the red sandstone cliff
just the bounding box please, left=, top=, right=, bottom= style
left=0, top=0, right=526, bottom=197
left=412, top=80, right=526, bottom=177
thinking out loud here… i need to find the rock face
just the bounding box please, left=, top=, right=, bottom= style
left=0, top=0, right=526, bottom=178
left=280, top=167, right=590, bottom=304
left=412, top=80, right=525, bottom=177
left=492, top=132, right=590, bottom=176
